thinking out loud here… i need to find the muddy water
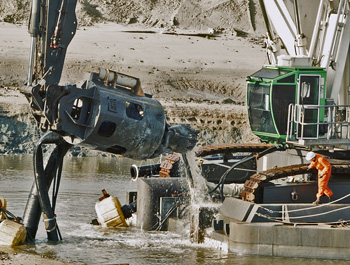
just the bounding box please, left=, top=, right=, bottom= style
left=1, top=155, right=350, bottom=265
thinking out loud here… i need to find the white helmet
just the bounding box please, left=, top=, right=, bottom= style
left=306, top=151, right=316, bottom=161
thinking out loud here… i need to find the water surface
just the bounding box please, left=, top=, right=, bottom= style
left=1, top=155, right=350, bottom=265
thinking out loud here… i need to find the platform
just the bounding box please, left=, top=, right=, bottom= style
left=209, top=222, right=350, bottom=260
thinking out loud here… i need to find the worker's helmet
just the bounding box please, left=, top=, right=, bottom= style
left=306, top=151, right=316, bottom=161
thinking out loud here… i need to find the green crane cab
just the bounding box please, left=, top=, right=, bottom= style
left=247, top=66, right=327, bottom=144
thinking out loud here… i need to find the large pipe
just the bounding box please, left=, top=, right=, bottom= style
left=130, top=164, right=161, bottom=179
left=130, top=161, right=182, bottom=179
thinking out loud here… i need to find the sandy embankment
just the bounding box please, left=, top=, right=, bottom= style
left=0, top=22, right=265, bottom=154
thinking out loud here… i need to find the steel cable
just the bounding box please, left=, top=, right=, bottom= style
left=259, top=193, right=350, bottom=214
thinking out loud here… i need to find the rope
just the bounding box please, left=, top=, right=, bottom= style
left=255, top=193, right=350, bottom=224
left=255, top=212, right=350, bottom=226
left=274, top=205, right=350, bottom=220
left=259, top=193, right=350, bottom=214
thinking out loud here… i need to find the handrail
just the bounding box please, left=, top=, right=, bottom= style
left=286, top=103, right=350, bottom=143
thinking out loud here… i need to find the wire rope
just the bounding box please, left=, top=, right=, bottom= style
left=259, top=193, right=350, bottom=214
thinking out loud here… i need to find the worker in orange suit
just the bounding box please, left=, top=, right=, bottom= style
left=306, top=151, right=333, bottom=205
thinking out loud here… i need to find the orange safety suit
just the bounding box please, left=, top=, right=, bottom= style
left=308, top=154, right=333, bottom=199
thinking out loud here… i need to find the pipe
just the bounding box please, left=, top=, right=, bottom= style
left=27, top=36, right=36, bottom=86
left=130, top=164, right=161, bottom=179
left=293, top=0, right=302, bottom=35
left=28, top=0, right=41, bottom=37
left=27, top=0, right=41, bottom=85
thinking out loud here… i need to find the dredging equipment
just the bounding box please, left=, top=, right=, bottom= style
left=21, top=0, right=197, bottom=242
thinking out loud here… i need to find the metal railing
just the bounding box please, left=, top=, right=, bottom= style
left=287, top=103, right=350, bottom=143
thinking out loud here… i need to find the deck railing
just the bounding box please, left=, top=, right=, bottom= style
left=286, top=103, right=350, bottom=143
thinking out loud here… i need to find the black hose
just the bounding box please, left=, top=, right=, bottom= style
left=209, top=144, right=286, bottom=201
left=208, top=155, right=255, bottom=198
left=31, top=131, right=71, bottom=241
left=0, top=207, right=18, bottom=220
left=52, top=144, right=65, bottom=212
left=23, top=142, right=66, bottom=242
left=155, top=199, right=183, bottom=231
left=33, top=132, right=60, bottom=240
left=24, top=147, right=57, bottom=242
left=130, top=164, right=161, bottom=179
left=51, top=142, right=67, bottom=241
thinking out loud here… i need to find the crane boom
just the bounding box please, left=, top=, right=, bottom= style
left=27, top=0, right=77, bottom=86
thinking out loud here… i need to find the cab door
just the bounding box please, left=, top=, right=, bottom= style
left=296, top=74, right=321, bottom=139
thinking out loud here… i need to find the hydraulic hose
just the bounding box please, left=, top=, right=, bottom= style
left=24, top=131, right=71, bottom=241
left=23, top=146, right=61, bottom=242
left=209, top=144, right=286, bottom=201
left=34, top=132, right=62, bottom=241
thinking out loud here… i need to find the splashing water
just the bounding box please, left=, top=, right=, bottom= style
left=181, top=150, right=221, bottom=243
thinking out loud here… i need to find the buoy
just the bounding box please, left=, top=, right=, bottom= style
left=0, top=219, right=27, bottom=246
left=95, top=190, right=128, bottom=227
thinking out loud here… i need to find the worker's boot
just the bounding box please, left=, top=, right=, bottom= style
left=313, top=198, right=320, bottom=205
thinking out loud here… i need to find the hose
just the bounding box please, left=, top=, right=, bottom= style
left=23, top=143, right=64, bottom=241
left=0, top=207, right=18, bottom=220
left=209, top=144, right=286, bottom=201
left=32, top=131, right=71, bottom=241
left=155, top=199, right=184, bottom=231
